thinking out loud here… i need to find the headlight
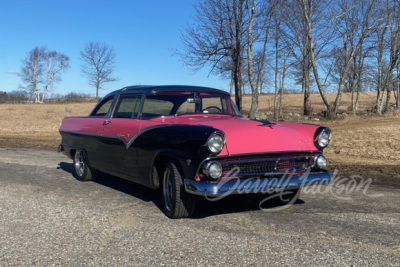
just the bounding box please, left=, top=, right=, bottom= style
left=314, top=127, right=332, bottom=149
left=202, top=161, right=222, bottom=179
left=315, top=155, right=327, bottom=169
left=207, top=131, right=225, bottom=154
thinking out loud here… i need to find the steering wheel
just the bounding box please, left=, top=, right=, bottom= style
left=202, top=106, right=222, bottom=113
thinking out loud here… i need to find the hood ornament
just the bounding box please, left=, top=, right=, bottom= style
left=256, top=120, right=275, bottom=128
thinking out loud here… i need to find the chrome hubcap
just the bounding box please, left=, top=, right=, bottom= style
left=74, top=150, right=85, bottom=177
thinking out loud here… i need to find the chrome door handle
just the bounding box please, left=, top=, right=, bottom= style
left=103, top=120, right=111, bottom=125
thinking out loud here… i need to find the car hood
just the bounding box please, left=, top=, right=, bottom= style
left=200, top=118, right=318, bottom=155
left=159, top=116, right=319, bottom=156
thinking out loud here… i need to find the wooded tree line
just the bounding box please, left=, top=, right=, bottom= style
left=180, top=0, right=400, bottom=118
left=0, top=90, right=93, bottom=103
left=0, top=90, right=30, bottom=103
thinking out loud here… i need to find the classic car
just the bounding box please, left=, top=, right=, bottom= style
left=58, top=85, right=332, bottom=218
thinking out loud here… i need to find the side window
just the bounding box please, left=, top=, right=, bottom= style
left=114, top=95, right=142, bottom=119
left=142, top=97, right=173, bottom=118
left=176, top=101, right=195, bottom=115
left=91, top=97, right=114, bottom=117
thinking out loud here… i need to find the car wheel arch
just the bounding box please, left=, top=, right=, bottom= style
left=152, top=155, right=184, bottom=190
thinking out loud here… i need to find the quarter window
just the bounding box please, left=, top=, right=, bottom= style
left=91, top=97, right=114, bottom=117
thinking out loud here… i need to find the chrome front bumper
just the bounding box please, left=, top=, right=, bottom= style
left=184, top=171, right=332, bottom=197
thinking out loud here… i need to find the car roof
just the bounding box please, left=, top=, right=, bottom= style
left=103, top=85, right=230, bottom=98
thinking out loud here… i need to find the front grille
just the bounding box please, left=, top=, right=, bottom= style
left=220, top=155, right=315, bottom=178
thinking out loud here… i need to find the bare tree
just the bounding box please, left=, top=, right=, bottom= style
left=20, top=46, right=69, bottom=103
left=80, top=42, right=117, bottom=98
left=177, top=0, right=400, bottom=118
left=382, top=0, right=400, bottom=113
left=271, top=0, right=297, bottom=119
left=332, top=0, right=378, bottom=114
left=179, top=0, right=246, bottom=111
left=20, top=46, right=45, bottom=103
left=43, top=51, right=70, bottom=102
left=247, top=0, right=276, bottom=119
left=281, top=0, right=327, bottom=116
left=247, top=0, right=259, bottom=118
left=296, top=0, right=377, bottom=117
left=300, top=0, right=339, bottom=117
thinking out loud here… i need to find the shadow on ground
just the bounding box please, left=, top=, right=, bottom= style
left=58, top=161, right=304, bottom=218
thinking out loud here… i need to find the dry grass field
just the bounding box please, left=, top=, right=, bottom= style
left=1, top=92, right=399, bottom=184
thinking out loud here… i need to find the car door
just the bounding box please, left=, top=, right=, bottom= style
left=101, top=94, right=143, bottom=179
left=82, top=96, right=117, bottom=171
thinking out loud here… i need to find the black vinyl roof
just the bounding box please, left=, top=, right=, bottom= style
left=104, top=85, right=230, bottom=98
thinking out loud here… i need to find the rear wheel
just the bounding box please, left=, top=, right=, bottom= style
left=162, top=162, right=195, bottom=219
left=73, top=149, right=93, bottom=181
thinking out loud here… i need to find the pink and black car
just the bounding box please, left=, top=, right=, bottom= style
left=59, top=85, right=332, bottom=218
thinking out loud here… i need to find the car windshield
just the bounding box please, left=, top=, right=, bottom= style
left=141, top=92, right=242, bottom=119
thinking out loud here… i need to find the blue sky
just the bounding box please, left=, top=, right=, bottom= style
left=0, top=0, right=228, bottom=97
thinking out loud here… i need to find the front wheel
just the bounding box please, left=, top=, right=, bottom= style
left=162, top=162, right=195, bottom=219
left=73, top=149, right=93, bottom=181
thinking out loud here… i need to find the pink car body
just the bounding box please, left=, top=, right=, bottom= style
left=59, top=85, right=332, bottom=218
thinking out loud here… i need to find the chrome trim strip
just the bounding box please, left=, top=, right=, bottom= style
left=60, top=129, right=128, bottom=146
left=184, top=171, right=332, bottom=196
left=218, top=155, right=314, bottom=165
left=195, top=152, right=322, bottom=179
left=60, top=130, right=105, bottom=139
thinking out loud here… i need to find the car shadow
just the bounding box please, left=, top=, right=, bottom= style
left=193, top=194, right=305, bottom=219
left=58, top=162, right=158, bottom=203
left=58, top=162, right=305, bottom=218
left=58, top=162, right=74, bottom=174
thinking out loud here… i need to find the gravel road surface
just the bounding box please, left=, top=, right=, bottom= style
left=0, top=148, right=399, bottom=266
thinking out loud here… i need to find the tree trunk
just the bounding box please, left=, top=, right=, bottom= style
left=233, top=0, right=244, bottom=112
left=274, top=18, right=280, bottom=118
left=355, top=45, right=364, bottom=112
left=397, top=60, right=400, bottom=109
left=233, top=66, right=242, bottom=112
left=279, top=55, right=288, bottom=119
left=376, top=1, right=390, bottom=114
left=230, top=73, right=234, bottom=96
left=302, top=0, right=332, bottom=118
left=385, top=81, right=392, bottom=113
left=303, top=35, right=311, bottom=116
left=247, top=0, right=258, bottom=119
left=351, top=56, right=357, bottom=112
left=96, top=78, right=100, bottom=99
